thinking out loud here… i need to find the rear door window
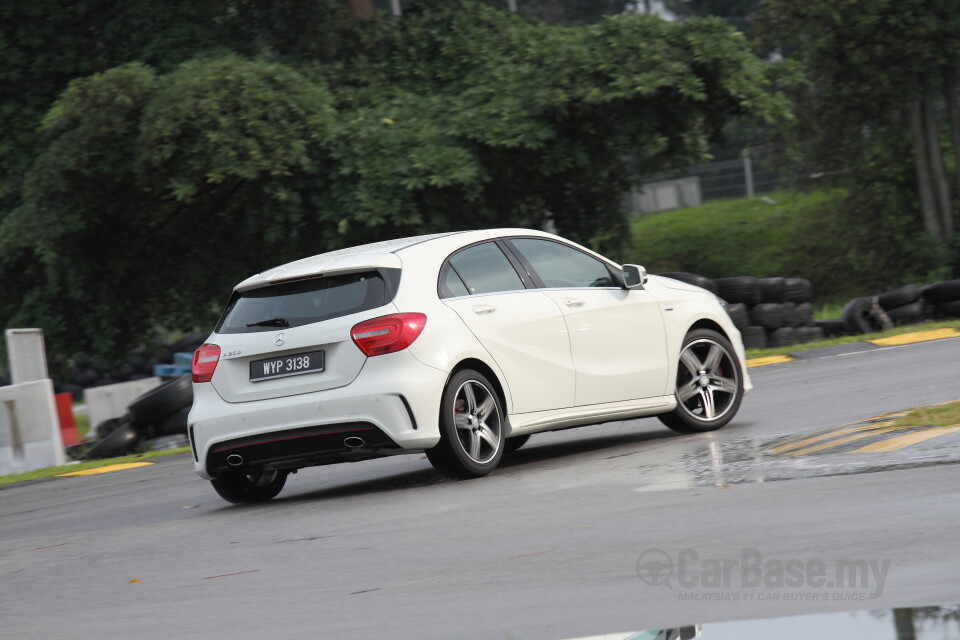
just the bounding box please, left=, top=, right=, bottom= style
left=217, top=271, right=387, bottom=334
left=445, top=242, right=525, bottom=296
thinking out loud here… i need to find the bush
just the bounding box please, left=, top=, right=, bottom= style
left=626, top=189, right=949, bottom=302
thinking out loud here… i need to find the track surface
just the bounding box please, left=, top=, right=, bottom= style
left=2, top=338, right=959, bottom=639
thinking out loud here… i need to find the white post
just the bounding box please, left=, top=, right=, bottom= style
left=743, top=149, right=755, bottom=198
left=506, top=0, right=518, bottom=11
left=390, top=0, right=401, bottom=16
left=5, top=328, right=48, bottom=384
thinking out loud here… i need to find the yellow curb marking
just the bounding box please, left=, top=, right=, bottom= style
left=57, top=462, right=154, bottom=477
left=746, top=354, right=795, bottom=368
left=849, top=424, right=960, bottom=453
left=783, top=430, right=897, bottom=456
left=766, top=421, right=897, bottom=455
left=869, top=328, right=960, bottom=347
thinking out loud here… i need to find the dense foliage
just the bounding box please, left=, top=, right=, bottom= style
left=0, top=0, right=783, bottom=359
left=755, top=0, right=960, bottom=283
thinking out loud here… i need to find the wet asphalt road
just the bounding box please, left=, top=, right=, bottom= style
left=1, top=337, right=959, bottom=639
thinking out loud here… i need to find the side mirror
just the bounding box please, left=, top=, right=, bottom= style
left=622, top=264, right=647, bottom=288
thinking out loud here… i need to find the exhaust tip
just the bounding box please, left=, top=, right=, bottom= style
left=226, top=453, right=244, bottom=467
left=344, top=436, right=366, bottom=449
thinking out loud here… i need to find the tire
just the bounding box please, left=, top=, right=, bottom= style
left=749, top=302, right=783, bottom=329
left=758, top=277, right=787, bottom=303
left=794, top=302, right=815, bottom=326
left=780, top=302, right=798, bottom=327
left=426, top=370, right=505, bottom=478
left=152, top=404, right=190, bottom=437
left=741, top=326, right=767, bottom=350
left=504, top=434, right=530, bottom=454
left=921, top=279, right=960, bottom=304
left=816, top=318, right=846, bottom=337
left=74, top=369, right=98, bottom=387
left=842, top=297, right=876, bottom=334
left=211, top=469, right=288, bottom=504
left=715, top=277, right=761, bottom=305
left=170, top=334, right=206, bottom=353
left=878, top=284, right=920, bottom=310
left=783, top=278, right=813, bottom=303
left=658, top=329, right=744, bottom=434
left=128, top=373, right=193, bottom=426
left=93, top=415, right=130, bottom=439
left=933, top=299, right=960, bottom=318
left=886, top=299, right=926, bottom=325
left=656, top=272, right=718, bottom=294
left=84, top=422, right=141, bottom=459
left=768, top=326, right=797, bottom=348
left=794, top=326, right=817, bottom=343
left=725, top=302, right=750, bottom=330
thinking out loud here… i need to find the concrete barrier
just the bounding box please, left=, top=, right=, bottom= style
left=84, top=378, right=161, bottom=437
left=5, top=328, right=49, bottom=384
left=0, top=379, right=65, bottom=475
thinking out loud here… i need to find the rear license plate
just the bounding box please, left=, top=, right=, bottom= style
left=250, top=350, right=325, bottom=382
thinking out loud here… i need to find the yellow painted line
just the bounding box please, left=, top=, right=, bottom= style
left=849, top=425, right=960, bottom=453
left=784, top=431, right=893, bottom=456
left=766, top=421, right=897, bottom=455
left=869, top=328, right=960, bottom=347
left=746, top=354, right=795, bottom=368
left=57, top=462, right=154, bottom=477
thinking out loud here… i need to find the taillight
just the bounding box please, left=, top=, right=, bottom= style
left=351, top=313, right=427, bottom=357
left=192, top=344, right=221, bottom=382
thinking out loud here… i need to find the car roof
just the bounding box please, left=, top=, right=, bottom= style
left=235, top=228, right=561, bottom=291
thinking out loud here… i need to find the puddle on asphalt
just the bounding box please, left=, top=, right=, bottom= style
left=634, top=425, right=960, bottom=491
left=556, top=603, right=960, bottom=640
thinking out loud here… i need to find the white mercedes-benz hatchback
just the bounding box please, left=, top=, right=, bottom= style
left=188, top=229, right=751, bottom=503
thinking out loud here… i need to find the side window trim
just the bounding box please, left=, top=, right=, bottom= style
left=502, top=237, right=621, bottom=290
left=495, top=239, right=538, bottom=289
left=437, top=262, right=470, bottom=299
left=498, top=239, right=544, bottom=289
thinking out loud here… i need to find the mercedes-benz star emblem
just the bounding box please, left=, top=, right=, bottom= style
left=274, top=332, right=286, bottom=347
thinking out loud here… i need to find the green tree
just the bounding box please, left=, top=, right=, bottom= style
left=2, top=1, right=785, bottom=359
left=756, top=0, right=960, bottom=262
left=0, top=56, right=337, bottom=356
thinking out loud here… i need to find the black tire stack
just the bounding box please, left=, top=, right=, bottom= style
left=83, top=374, right=194, bottom=459
left=655, top=273, right=821, bottom=350
left=839, top=285, right=927, bottom=334
left=822, top=279, right=960, bottom=336
left=60, top=334, right=206, bottom=399
left=922, top=279, right=960, bottom=318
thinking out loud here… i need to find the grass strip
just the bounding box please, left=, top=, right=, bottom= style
left=888, top=400, right=960, bottom=430
left=0, top=447, right=191, bottom=486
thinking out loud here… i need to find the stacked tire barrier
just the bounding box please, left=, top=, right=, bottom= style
left=656, top=273, right=821, bottom=350
left=822, top=279, right=960, bottom=336
left=81, top=373, right=193, bottom=459
left=59, top=334, right=206, bottom=399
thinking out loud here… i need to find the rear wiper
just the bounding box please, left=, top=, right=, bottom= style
left=246, top=316, right=289, bottom=328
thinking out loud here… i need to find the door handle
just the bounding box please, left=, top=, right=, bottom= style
left=562, top=298, right=585, bottom=308
left=472, top=304, right=496, bottom=315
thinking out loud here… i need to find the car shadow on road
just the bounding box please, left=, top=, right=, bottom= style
left=269, top=422, right=680, bottom=505
left=500, top=425, right=677, bottom=468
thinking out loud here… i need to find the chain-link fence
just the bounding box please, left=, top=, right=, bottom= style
left=625, top=146, right=804, bottom=215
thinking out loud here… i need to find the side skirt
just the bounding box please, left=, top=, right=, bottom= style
left=507, top=395, right=677, bottom=436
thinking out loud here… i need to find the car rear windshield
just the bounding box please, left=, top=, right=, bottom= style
left=216, top=271, right=388, bottom=334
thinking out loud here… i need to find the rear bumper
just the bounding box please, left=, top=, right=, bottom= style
left=188, top=350, right=447, bottom=479
left=203, top=422, right=401, bottom=477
